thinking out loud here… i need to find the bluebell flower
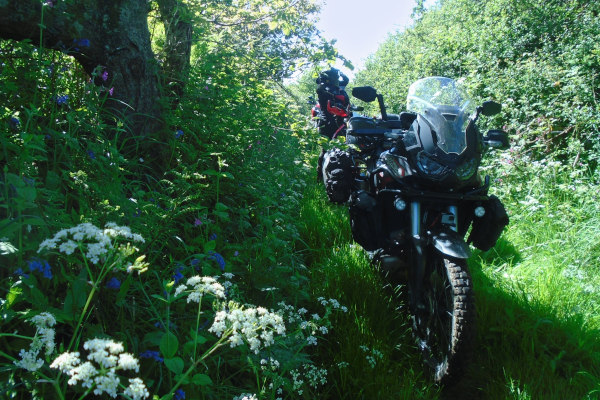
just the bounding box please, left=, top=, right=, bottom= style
left=56, top=94, right=69, bottom=106
left=72, top=38, right=90, bottom=48
left=14, top=268, right=29, bottom=278
left=87, top=150, right=96, bottom=159
left=27, top=259, right=53, bottom=279
left=174, top=129, right=184, bottom=139
left=209, top=233, right=217, bottom=241
left=174, top=389, right=185, bottom=400
left=208, top=251, right=225, bottom=271
left=173, top=266, right=184, bottom=284
left=139, top=350, right=164, bottom=363
left=105, top=277, right=121, bottom=290
left=9, top=117, right=20, bottom=129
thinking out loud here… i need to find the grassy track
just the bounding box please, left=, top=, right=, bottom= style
left=298, top=157, right=600, bottom=399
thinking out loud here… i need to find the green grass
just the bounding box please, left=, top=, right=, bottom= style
left=298, top=158, right=600, bottom=399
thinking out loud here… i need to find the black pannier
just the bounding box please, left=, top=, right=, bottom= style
left=468, top=195, right=509, bottom=251
left=348, top=190, right=385, bottom=251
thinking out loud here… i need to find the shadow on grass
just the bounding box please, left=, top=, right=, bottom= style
left=442, top=240, right=600, bottom=399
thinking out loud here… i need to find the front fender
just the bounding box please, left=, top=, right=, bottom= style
left=431, top=229, right=471, bottom=259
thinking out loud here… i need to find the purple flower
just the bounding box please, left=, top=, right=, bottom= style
left=9, top=117, right=20, bottom=129
left=208, top=251, right=225, bottom=271
left=173, top=266, right=184, bottom=284
left=233, top=251, right=239, bottom=257
left=105, top=277, right=121, bottom=290
left=194, top=218, right=202, bottom=226
left=174, top=389, right=186, bottom=400
left=139, top=350, right=163, bottom=363
left=27, top=259, right=53, bottom=279
left=101, top=70, right=108, bottom=82
left=43, top=0, right=55, bottom=7
left=14, top=268, right=29, bottom=278
left=108, top=87, right=114, bottom=96
left=174, top=129, right=184, bottom=139
left=73, top=38, right=90, bottom=48
left=56, top=94, right=69, bottom=106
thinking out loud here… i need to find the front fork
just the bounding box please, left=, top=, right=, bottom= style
left=409, top=201, right=458, bottom=309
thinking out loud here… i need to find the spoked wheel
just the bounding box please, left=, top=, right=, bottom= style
left=410, top=255, right=475, bottom=385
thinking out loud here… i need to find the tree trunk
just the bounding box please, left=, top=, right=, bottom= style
left=0, top=0, right=162, bottom=137
left=156, top=0, right=193, bottom=103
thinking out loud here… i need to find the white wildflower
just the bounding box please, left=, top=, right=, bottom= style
left=38, top=222, right=145, bottom=264
left=233, top=394, right=257, bottom=400
left=67, top=361, right=98, bottom=386
left=14, top=312, right=58, bottom=371
left=59, top=239, right=78, bottom=255
left=124, top=378, right=150, bottom=400
left=30, top=312, right=56, bottom=328
left=178, top=275, right=226, bottom=302
left=50, top=338, right=147, bottom=398
left=50, top=351, right=81, bottom=373
left=14, top=348, right=44, bottom=372
left=118, top=353, right=139, bottom=372
left=93, top=370, right=119, bottom=397
left=209, top=304, right=286, bottom=354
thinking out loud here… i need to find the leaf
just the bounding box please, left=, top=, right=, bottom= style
left=6, top=285, right=22, bottom=308
left=192, top=373, right=213, bottom=386
left=143, top=331, right=163, bottom=347
left=115, top=276, right=132, bottom=305
left=203, top=240, right=216, bottom=252
left=160, top=332, right=179, bottom=358
left=164, top=357, right=184, bottom=375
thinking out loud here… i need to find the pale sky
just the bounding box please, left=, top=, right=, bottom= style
left=315, top=0, right=425, bottom=78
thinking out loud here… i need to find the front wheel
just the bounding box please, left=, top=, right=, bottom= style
left=410, top=255, right=475, bottom=385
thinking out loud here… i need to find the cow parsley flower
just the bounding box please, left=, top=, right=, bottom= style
left=50, top=338, right=149, bottom=398
left=124, top=378, right=150, bottom=400
left=209, top=304, right=286, bottom=354
left=38, top=222, right=145, bottom=267
left=233, top=394, right=257, bottom=400
left=13, top=312, right=57, bottom=371
left=14, top=348, right=45, bottom=372
left=175, top=275, right=226, bottom=302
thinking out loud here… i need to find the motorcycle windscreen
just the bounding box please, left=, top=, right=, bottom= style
left=416, top=104, right=471, bottom=155
left=406, top=77, right=474, bottom=155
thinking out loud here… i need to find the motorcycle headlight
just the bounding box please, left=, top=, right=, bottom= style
left=455, top=157, right=478, bottom=181
left=416, top=152, right=448, bottom=179
left=382, top=152, right=406, bottom=180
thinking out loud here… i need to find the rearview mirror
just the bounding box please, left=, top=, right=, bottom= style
left=483, top=129, right=509, bottom=149
left=352, top=86, right=378, bottom=103
left=481, top=100, right=502, bottom=116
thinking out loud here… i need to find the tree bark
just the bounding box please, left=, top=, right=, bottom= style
left=0, top=0, right=162, bottom=137
left=156, top=0, right=193, bottom=102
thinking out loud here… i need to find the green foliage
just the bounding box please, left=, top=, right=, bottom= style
left=355, top=0, right=600, bottom=172
left=3, top=0, right=600, bottom=398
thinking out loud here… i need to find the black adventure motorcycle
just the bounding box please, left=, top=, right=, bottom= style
left=321, top=77, right=509, bottom=384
